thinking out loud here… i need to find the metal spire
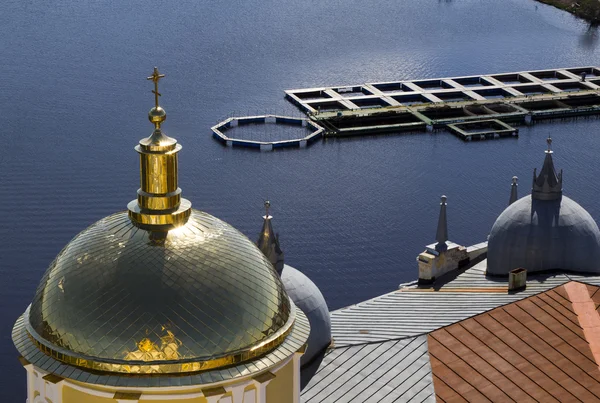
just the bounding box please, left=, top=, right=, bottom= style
left=435, top=195, right=448, bottom=252
left=257, top=200, right=284, bottom=275
left=509, top=176, right=518, bottom=205
left=532, top=136, right=562, bottom=201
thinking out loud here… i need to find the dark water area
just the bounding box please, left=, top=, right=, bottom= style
left=1, top=0, right=599, bottom=399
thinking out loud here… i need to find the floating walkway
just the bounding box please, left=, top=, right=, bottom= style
left=285, top=66, right=600, bottom=140
left=212, top=115, right=324, bottom=151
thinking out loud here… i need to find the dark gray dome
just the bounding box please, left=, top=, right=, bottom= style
left=281, top=264, right=331, bottom=366
left=487, top=195, right=600, bottom=276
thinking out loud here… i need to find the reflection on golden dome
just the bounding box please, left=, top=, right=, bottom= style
left=13, top=67, right=307, bottom=383
left=25, top=210, right=293, bottom=374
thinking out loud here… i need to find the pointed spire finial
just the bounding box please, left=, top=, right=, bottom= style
left=257, top=201, right=284, bottom=275
left=509, top=176, right=518, bottom=205
left=435, top=195, right=448, bottom=252
left=532, top=137, right=562, bottom=201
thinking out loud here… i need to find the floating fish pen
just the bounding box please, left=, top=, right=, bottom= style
left=211, top=115, right=324, bottom=151
left=285, top=67, right=600, bottom=140
left=447, top=120, right=518, bottom=141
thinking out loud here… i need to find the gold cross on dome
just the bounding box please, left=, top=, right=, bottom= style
left=147, top=67, right=165, bottom=108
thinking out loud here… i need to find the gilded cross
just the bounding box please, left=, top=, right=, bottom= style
left=147, top=67, right=165, bottom=108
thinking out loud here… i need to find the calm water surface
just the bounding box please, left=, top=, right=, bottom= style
left=1, top=0, right=600, bottom=399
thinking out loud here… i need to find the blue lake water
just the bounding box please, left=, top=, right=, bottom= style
left=1, top=0, right=600, bottom=399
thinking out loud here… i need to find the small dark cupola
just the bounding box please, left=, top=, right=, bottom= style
left=257, top=200, right=285, bottom=275
left=532, top=136, right=563, bottom=201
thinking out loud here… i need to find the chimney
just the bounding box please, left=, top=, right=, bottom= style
left=508, top=268, right=527, bottom=291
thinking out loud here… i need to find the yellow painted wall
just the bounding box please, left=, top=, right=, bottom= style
left=63, top=386, right=111, bottom=403
left=142, top=399, right=205, bottom=403
left=60, top=358, right=296, bottom=402
left=266, top=359, right=294, bottom=403
left=63, top=385, right=208, bottom=403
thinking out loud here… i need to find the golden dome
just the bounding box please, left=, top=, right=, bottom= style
left=25, top=209, right=293, bottom=374
left=12, top=68, right=308, bottom=381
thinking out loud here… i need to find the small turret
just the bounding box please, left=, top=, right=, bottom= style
left=257, top=201, right=285, bottom=275
left=417, top=195, right=469, bottom=284
left=435, top=195, right=448, bottom=252
left=532, top=136, right=562, bottom=201
left=509, top=176, right=518, bottom=205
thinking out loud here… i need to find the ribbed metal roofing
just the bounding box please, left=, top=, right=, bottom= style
left=302, top=336, right=435, bottom=403
left=13, top=307, right=310, bottom=388
left=310, top=260, right=600, bottom=402
left=330, top=261, right=570, bottom=346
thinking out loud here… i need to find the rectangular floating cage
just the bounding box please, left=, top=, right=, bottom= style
left=452, top=76, right=495, bottom=88
left=371, top=82, right=415, bottom=93
left=529, top=70, right=571, bottom=81
left=277, top=66, right=600, bottom=139
left=490, top=73, right=533, bottom=85
left=334, top=86, right=373, bottom=97
left=447, top=120, right=518, bottom=141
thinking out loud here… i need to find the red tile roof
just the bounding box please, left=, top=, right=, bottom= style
left=429, top=281, right=600, bottom=402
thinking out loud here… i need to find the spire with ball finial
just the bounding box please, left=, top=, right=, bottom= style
left=127, top=67, right=192, bottom=230
left=435, top=195, right=448, bottom=252
left=509, top=176, right=518, bottom=205
left=257, top=200, right=285, bottom=275
left=532, top=135, right=563, bottom=201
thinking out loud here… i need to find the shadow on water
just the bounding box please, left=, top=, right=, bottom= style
left=580, top=23, right=599, bottom=50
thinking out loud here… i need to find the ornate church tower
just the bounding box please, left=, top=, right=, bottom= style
left=12, top=69, right=308, bottom=403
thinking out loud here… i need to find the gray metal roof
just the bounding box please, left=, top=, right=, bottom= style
left=301, top=336, right=435, bottom=403
left=305, top=258, right=600, bottom=402
left=330, top=260, right=570, bottom=346
left=564, top=273, right=600, bottom=286
left=432, top=259, right=570, bottom=289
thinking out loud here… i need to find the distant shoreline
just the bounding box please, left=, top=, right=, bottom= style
left=536, top=0, right=600, bottom=23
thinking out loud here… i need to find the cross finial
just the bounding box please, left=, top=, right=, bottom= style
left=546, top=135, right=552, bottom=152
left=264, top=200, right=271, bottom=217
left=147, top=67, right=165, bottom=108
